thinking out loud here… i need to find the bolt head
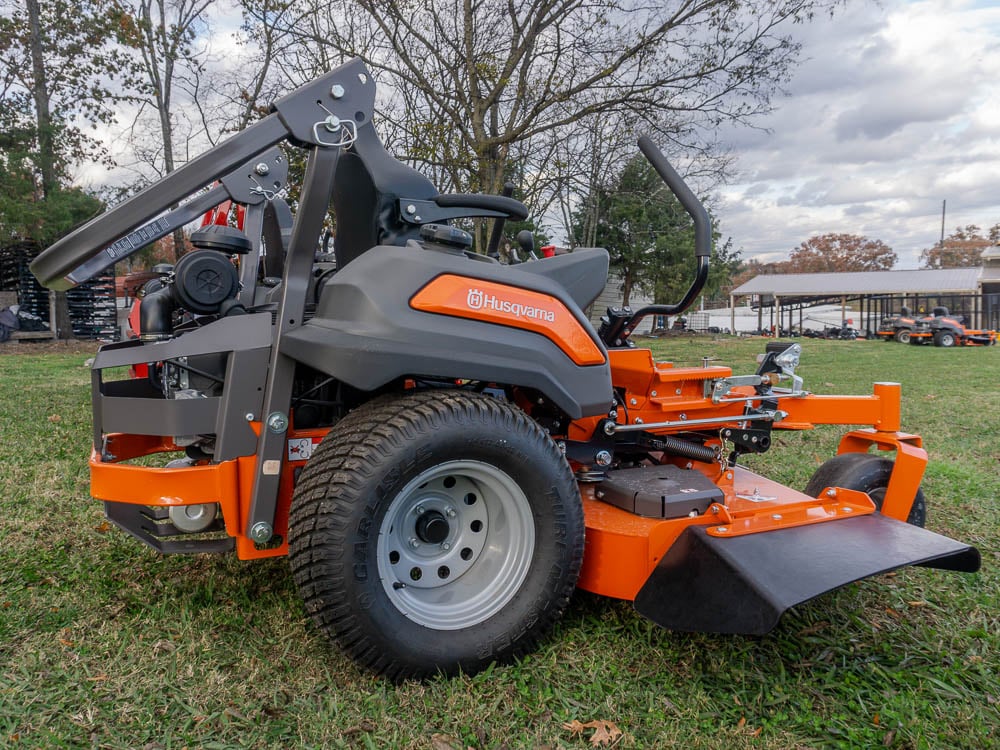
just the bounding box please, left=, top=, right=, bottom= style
left=254, top=162, right=270, bottom=176
left=249, top=521, right=273, bottom=543
left=245, top=413, right=255, bottom=421
left=650, top=390, right=657, bottom=397
left=414, top=505, right=425, bottom=515
left=826, top=488, right=837, bottom=498
left=408, top=537, right=420, bottom=549
left=445, top=507, right=457, bottom=518
left=406, top=203, right=417, bottom=214
left=330, top=83, right=345, bottom=98
left=266, top=412, right=289, bottom=434
left=629, top=398, right=638, bottom=406
left=441, top=542, right=451, bottom=551
left=324, top=114, right=341, bottom=132
left=595, top=450, right=612, bottom=466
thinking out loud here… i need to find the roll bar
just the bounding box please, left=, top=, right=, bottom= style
left=625, top=136, right=711, bottom=325
left=599, top=137, right=713, bottom=346
left=31, top=58, right=376, bottom=290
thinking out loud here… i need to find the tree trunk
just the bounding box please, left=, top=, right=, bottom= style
left=27, top=0, right=76, bottom=339
left=25, top=0, right=55, bottom=199
left=622, top=272, right=633, bottom=308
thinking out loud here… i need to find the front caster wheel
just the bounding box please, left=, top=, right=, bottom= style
left=804, top=452, right=926, bottom=526
left=288, top=390, right=584, bottom=680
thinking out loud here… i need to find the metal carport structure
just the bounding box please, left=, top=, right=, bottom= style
left=729, top=267, right=993, bottom=337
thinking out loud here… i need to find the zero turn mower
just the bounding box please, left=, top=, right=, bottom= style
left=31, top=58, right=980, bottom=680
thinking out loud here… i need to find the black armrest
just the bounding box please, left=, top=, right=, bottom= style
left=434, top=193, right=528, bottom=220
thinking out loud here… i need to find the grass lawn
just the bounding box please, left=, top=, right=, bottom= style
left=0, top=336, right=997, bottom=749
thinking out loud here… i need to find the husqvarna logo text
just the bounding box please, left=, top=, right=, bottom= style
left=466, top=287, right=556, bottom=323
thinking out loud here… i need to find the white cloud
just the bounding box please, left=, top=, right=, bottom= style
left=717, top=0, right=1000, bottom=268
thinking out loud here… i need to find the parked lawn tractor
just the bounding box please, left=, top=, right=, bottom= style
left=32, top=59, right=980, bottom=680
left=908, top=308, right=997, bottom=347
left=874, top=306, right=919, bottom=343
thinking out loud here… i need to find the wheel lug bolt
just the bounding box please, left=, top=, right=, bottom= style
left=445, top=507, right=456, bottom=518
left=441, top=542, right=451, bottom=550
left=408, top=537, right=420, bottom=549
left=414, top=505, right=425, bottom=515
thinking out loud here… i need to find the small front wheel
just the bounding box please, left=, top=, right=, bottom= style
left=804, top=453, right=926, bottom=526
left=894, top=329, right=911, bottom=344
left=288, top=390, right=584, bottom=680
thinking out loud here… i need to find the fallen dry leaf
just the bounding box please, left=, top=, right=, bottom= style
left=907, top=601, right=927, bottom=607
left=95, top=521, right=111, bottom=533
left=587, top=721, right=622, bottom=747
left=430, top=733, right=461, bottom=750
left=737, top=717, right=747, bottom=729
left=562, top=720, right=622, bottom=747
left=47, top=414, right=61, bottom=423
left=882, top=729, right=896, bottom=746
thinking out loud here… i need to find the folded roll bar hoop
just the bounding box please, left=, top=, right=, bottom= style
left=624, top=136, right=712, bottom=328
left=31, top=57, right=376, bottom=291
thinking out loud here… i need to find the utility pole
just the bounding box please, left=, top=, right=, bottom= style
left=940, top=199, right=946, bottom=248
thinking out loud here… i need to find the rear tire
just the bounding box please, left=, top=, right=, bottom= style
left=894, top=329, right=911, bottom=344
left=804, top=453, right=926, bottom=526
left=288, top=390, right=584, bottom=680
left=933, top=330, right=957, bottom=347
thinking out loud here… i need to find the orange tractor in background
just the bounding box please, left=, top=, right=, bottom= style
left=31, top=58, right=980, bottom=680
left=908, top=308, right=997, bottom=347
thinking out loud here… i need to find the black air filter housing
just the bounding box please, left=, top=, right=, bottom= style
left=189, top=224, right=252, bottom=255
left=172, top=250, right=239, bottom=314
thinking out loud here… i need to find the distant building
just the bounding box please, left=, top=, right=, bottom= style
left=729, top=258, right=1000, bottom=336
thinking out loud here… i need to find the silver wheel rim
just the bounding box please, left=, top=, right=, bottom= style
left=377, top=459, right=536, bottom=630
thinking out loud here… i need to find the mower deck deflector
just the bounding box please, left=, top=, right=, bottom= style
left=633, top=513, right=980, bottom=635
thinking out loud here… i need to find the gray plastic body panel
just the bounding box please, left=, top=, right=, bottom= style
left=516, top=249, right=609, bottom=311
left=280, top=245, right=612, bottom=419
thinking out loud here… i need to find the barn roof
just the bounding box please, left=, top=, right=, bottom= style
left=731, top=267, right=983, bottom=297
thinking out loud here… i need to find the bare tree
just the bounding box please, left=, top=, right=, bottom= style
left=117, top=0, right=216, bottom=254
left=246, top=0, right=837, bottom=246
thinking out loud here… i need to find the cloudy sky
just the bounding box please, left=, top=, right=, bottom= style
left=715, top=0, right=1000, bottom=269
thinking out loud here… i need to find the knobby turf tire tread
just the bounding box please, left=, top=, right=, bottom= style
left=287, top=390, right=584, bottom=680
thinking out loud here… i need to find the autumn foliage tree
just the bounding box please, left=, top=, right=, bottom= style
left=784, top=233, right=896, bottom=273
left=920, top=224, right=999, bottom=269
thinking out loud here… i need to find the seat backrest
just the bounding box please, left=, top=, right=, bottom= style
left=332, top=126, right=439, bottom=269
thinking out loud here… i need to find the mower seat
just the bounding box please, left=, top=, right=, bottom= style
left=332, top=126, right=440, bottom=270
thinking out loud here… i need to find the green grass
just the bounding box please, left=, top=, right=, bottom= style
left=1, top=338, right=998, bottom=749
